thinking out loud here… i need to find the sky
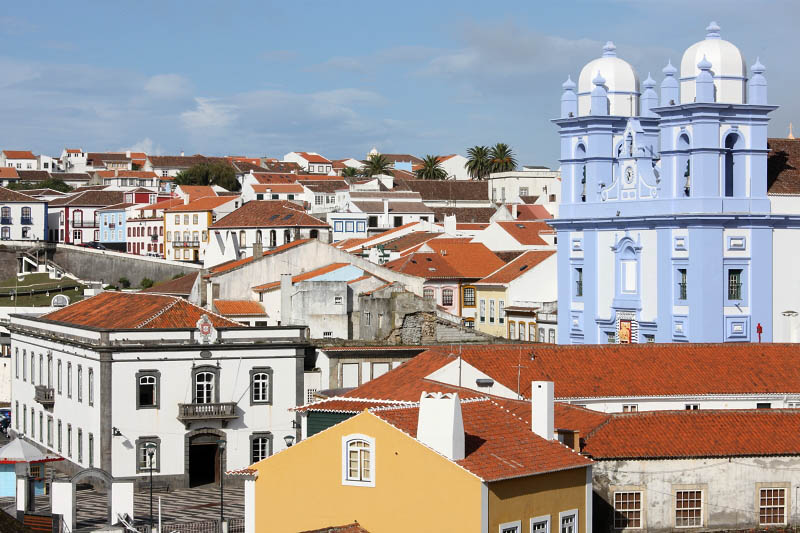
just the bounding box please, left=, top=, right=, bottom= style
left=0, top=0, right=797, bottom=168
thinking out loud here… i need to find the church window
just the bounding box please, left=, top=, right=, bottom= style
left=728, top=269, right=742, bottom=300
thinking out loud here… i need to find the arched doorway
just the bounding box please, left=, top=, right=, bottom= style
left=71, top=468, right=113, bottom=529
left=185, top=429, right=226, bottom=488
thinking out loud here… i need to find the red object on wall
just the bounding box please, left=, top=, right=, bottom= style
left=757, top=322, right=763, bottom=343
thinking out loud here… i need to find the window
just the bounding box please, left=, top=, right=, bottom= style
left=677, top=268, right=687, bottom=301
left=499, top=300, right=504, bottom=324
left=509, top=320, right=517, bottom=340
left=57, top=420, right=62, bottom=452
left=759, top=488, right=786, bottom=525
left=622, top=404, right=638, bottom=412
left=685, top=404, right=699, bottom=410
left=88, top=368, right=94, bottom=406
left=250, top=367, right=273, bottom=404
left=575, top=267, right=583, bottom=297
left=728, top=269, right=742, bottom=300
left=38, top=411, right=42, bottom=442
left=676, top=490, right=702, bottom=527
left=239, top=230, right=246, bottom=248
left=365, top=312, right=371, bottom=326
left=77, top=429, right=83, bottom=463
left=137, top=371, right=160, bottom=409
left=67, top=424, right=72, bottom=457
left=251, top=432, right=273, bottom=463
left=88, top=433, right=94, bottom=467
left=22, top=404, right=26, bottom=434
left=520, top=187, right=529, bottom=197
left=22, top=350, right=26, bottom=381
left=195, top=371, right=215, bottom=404
left=342, top=435, right=374, bottom=486
left=30, top=354, right=34, bottom=385
left=442, top=289, right=453, bottom=307
left=423, top=287, right=434, bottom=300
left=193, top=214, right=198, bottom=224
left=757, top=402, right=771, bottom=409
left=14, top=349, right=17, bottom=379
left=644, top=334, right=655, bottom=343
left=174, top=215, right=180, bottom=224
left=479, top=300, right=486, bottom=323
left=47, top=416, right=52, bottom=446
left=14, top=401, right=17, bottom=430
left=463, top=287, right=476, bottom=307
left=137, top=437, right=160, bottom=473
left=323, top=331, right=333, bottom=339
left=500, top=522, right=521, bottom=533
left=183, top=215, right=189, bottom=225
left=334, top=296, right=343, bottom=305
left=531, top=516, right=550, bottom=533
left=519, top=322, right=526, bottom=341
left=614, top=491, right=642, bottom=529
left=489, top=300, right=496, bottom=323
left=464, top=319, right=474, bottom=329
left=315, top=195, right=323, bottom=205
left=77, top=365, right=83, bottom=403
left=560, top=511, right=577, bottom=533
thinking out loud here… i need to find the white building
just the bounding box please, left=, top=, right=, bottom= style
left=437, top=154, right=470, bottom=180
left=0, top=188, right=47, bottom=242
left=487, top=167, right=561, bottom=213
left=165, top=195, right=240, bottom=263
left=0, top=151, right=38, bottom=171
left=60, top=149, right=88, bottom=173
left=48, top=190, right=125, bottom=244
left=283, top=152, right=333, bottom=175
left=9, top=291, right=307, bottom=488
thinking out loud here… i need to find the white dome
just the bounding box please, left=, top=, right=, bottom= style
left=578, top=42, right=640, bottom=116
left=680, top=21, right=747, bottom=104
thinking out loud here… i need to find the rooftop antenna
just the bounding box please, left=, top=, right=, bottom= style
left=514, top=346, right=527, bottom=400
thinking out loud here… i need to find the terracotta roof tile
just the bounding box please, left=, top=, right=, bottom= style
left=296, top=152, right=331, bottom=164
left=137, top=197, right=184, bottom=211
left=496, top=221, right=553, bottom=245
left=374, top=398, right=592, bottom=481
left=3, top=150, right=35, bottom=159
left=211, top=200, right=325, bottom=229
left=0, top=187, right=41, bottom=203
left=516, top=204, right=553, bottom=220
left=261, top=161, right=302, bottom=173
left=420, top=240, right=505, bottom=278
left=476, top=250, right=555, bottom=284
left=398, top=179, right=488, bottom=201
left=383, top=252, right=463, bottom=279
left=351, top=201, right=433, bottom=214
left=213, top=300, right=267, bottom=316
left=768, top=137, right=800, bottom=194
left=299, top=180, right=349, bottom=193
left=583, top=409, right=800, bottom=459
left=95, top=170, right=158, bottom=178
left=167, top=196, right=237, bottom=212
left=300, top=523, right=370, bottom=533
left=251, top=184, right=304, bottom=194
left=86, top=152, right=129, bottom=162
left=49, top=190, right=125, bottom=207
left=252, top=263, right=351, bottom=292
left=176, top=185, right=218, bottom=201
left=38, top=291, right=240, bottom=329
left=0, top=168, right=19, bottom=179
left=140, top=272, right=198, bottom=296
left=433, top=207, right=497, bottom=223
left=16, top=170, right=51, bottom=182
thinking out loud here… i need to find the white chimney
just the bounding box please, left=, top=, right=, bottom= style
left=512, top=203, right=518, bottom=219
left=382, top=198, right=389, bottom=226
left=444, top=214, right=456, bottom=235
left=531, top=381, right=554, bottom=440
left=416, top=392, right=465, bottom=461
left=280, top=273, right=293, bottom=324
left=126, top=150, right=131, bottom=158
left=181, top=151, right=185, bottom=157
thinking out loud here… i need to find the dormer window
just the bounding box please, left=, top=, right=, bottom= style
left=342, top=434, right=375, bottom=487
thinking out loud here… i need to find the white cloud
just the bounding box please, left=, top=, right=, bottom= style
left=180, top=97, right=238, bottom=131
left=118, top=138, right=160, bottom=155
left=144, top=74, right=192, bottom=99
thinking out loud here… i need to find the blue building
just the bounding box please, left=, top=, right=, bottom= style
left=98, top=203, right=132, bottom=252
left=551, top=22, right=797, bottom=344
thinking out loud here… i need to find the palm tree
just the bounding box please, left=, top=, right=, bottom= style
left=489, top=143, right=517, bottom=173
left=416, top=155, right=449, bottom=180
left=466, top=145, right=491, bottom=180
left=361, top=154, right=393, bottom=177
left=342, top=166, right=360, bottom=178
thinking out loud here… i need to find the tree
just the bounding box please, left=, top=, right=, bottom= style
left=489, top=143, right=517, bottom=173
left=361, top=154, right=393, bottom=177
left=174, top=161, right=240, bottom=191
left=466, top=145, right=491, bottom=180
left=8, top=179, right=73, bottom=193
left=342, top=166, right=360, bottom=178
left=415, top=155, right=448, bottom=180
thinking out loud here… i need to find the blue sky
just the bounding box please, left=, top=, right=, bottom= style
left=1, top=0, right=797, bottom=168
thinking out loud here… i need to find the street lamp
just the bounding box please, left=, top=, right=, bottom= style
left=283, top=434, right=295, bottom=448
left=217, top=439, right=226, bottom=526
left=145, top=442, right=157, bottom=528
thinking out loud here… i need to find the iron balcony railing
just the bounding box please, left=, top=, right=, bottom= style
left=1, top=217, right=11, bottom=225
left=177, top=402, right=238, bottom=425
left=20, top=217, right=32, bottom=225
left=728, top=281, right=742, bottom=301
left=71, top=221, right=99, bottom=228
left=173, top=240, right=200, bottom=248
left=34, top=385, right=55, bottom=408
left=678, top=282, right=687, bottom=301
left=575, top=280, right=583, bottom=297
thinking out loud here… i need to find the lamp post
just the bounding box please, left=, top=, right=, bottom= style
left=217, top=439, right=226, bottom=526
left=283, top=434, right=295, bottom=448
left=145, top=442, right=157, bottom=528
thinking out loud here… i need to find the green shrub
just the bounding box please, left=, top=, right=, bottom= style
left=140, top=278, right=154, bottom=289
left=118, top=277, right=131, bottom=289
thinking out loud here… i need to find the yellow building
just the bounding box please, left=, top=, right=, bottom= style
left=244, top=390, right=592, bottom=533
left=473, top=251, right=557, bottom=341
left=165, top=195, right=238, bottom=262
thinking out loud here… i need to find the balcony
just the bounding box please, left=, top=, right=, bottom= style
left=34, top=385, right=55, bottom=408
left=1, top=217, right=11, bottom=225
left=173, top=240, right=200, bottom=248
left=177, top=402, right=238, bottom=428
left=20, top=217, right=32, bottom=225
left=108, top=223, right=116, bottom=229
left=72, top=221, right=99, bottom=229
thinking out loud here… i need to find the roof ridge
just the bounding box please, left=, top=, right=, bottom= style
left=135, top=295, right=182, bottom=328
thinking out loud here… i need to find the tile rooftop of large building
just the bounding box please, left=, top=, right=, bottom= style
left=476, top=250, right=556, bottom=284
left=210, top=200, right=325, bottom=229
left=140, top=272, right=199, bottom=296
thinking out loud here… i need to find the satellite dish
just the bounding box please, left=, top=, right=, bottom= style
left=51, top=294, right=70, bottom=308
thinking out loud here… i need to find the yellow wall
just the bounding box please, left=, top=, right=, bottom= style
left=252, top=411, right=484, bottom=533
left=488, top=466, right=589, bottom=533
left=474, top=286, right=509, bottom=337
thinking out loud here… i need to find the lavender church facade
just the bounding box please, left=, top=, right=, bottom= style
left=552, top=22, right=800, bottom=344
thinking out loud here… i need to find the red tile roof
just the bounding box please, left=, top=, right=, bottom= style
left=252, top=263, right=351, bottom=292
left=176, top=185, right=218, bottom=201
left=297, top=152, right=331, bottom=164
left=373, top=398, right=591, bottom=481
left=296, top=398, right=415, bottom=413
left=140, top=272, right=198, bottom=296
left=383, top=252, right=463, bottom=279
left=516, top=204, right=553, bottom=220
left=95, top=170, right=158, bottom=178
left=65, top=149, right=82, bottom=154
left=49, top=190, right=125, bottom=207
left=476, top=250, right=556, bottom=285
left=496, top=221, right=553, bottom=245
left=167, top=196, right=237, bottom=212
left=213, top=299, right=267, bottom=316
left=208, top=239, right=312, bottom=275
left=768, top=137, right=800, bottom=194
left=583, top=409, right=800, bottom=459
left=300, top=523, right=370, bottom=533
left=420, top=240, right=505, bottom=278
left=210, top=200, right=326, bottom=229
left=0, top=187, right=40, bottom=203
left=38, top=291, right=240, bottom=330
left=137, top=197, right=184, bottom=212
left=0, top=168, right=19, bottom=179
left=251, top=173, right=298, bottom=184
left=3, top=150, right=35, bottom=159
left=251, top=184, right=304, bottom=194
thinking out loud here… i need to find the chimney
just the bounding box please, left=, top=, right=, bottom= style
left=416, top=392, right=465, bottom=461
left=444, top=214, right=456, bottom=235
left=180, top=151, right=185, bottom=157
left=382, top=198, right=389, bottom=226
left=126, top=150, right=131, bottom=158
left=531, top=381, right=554, bottom=440
left=280, top=273, right=293, bottom=324
left=184, top=195, right=190, bottom=205
left=252, top=241, right=263, bottom=258
left=512, top=203, right=518, bottom=219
